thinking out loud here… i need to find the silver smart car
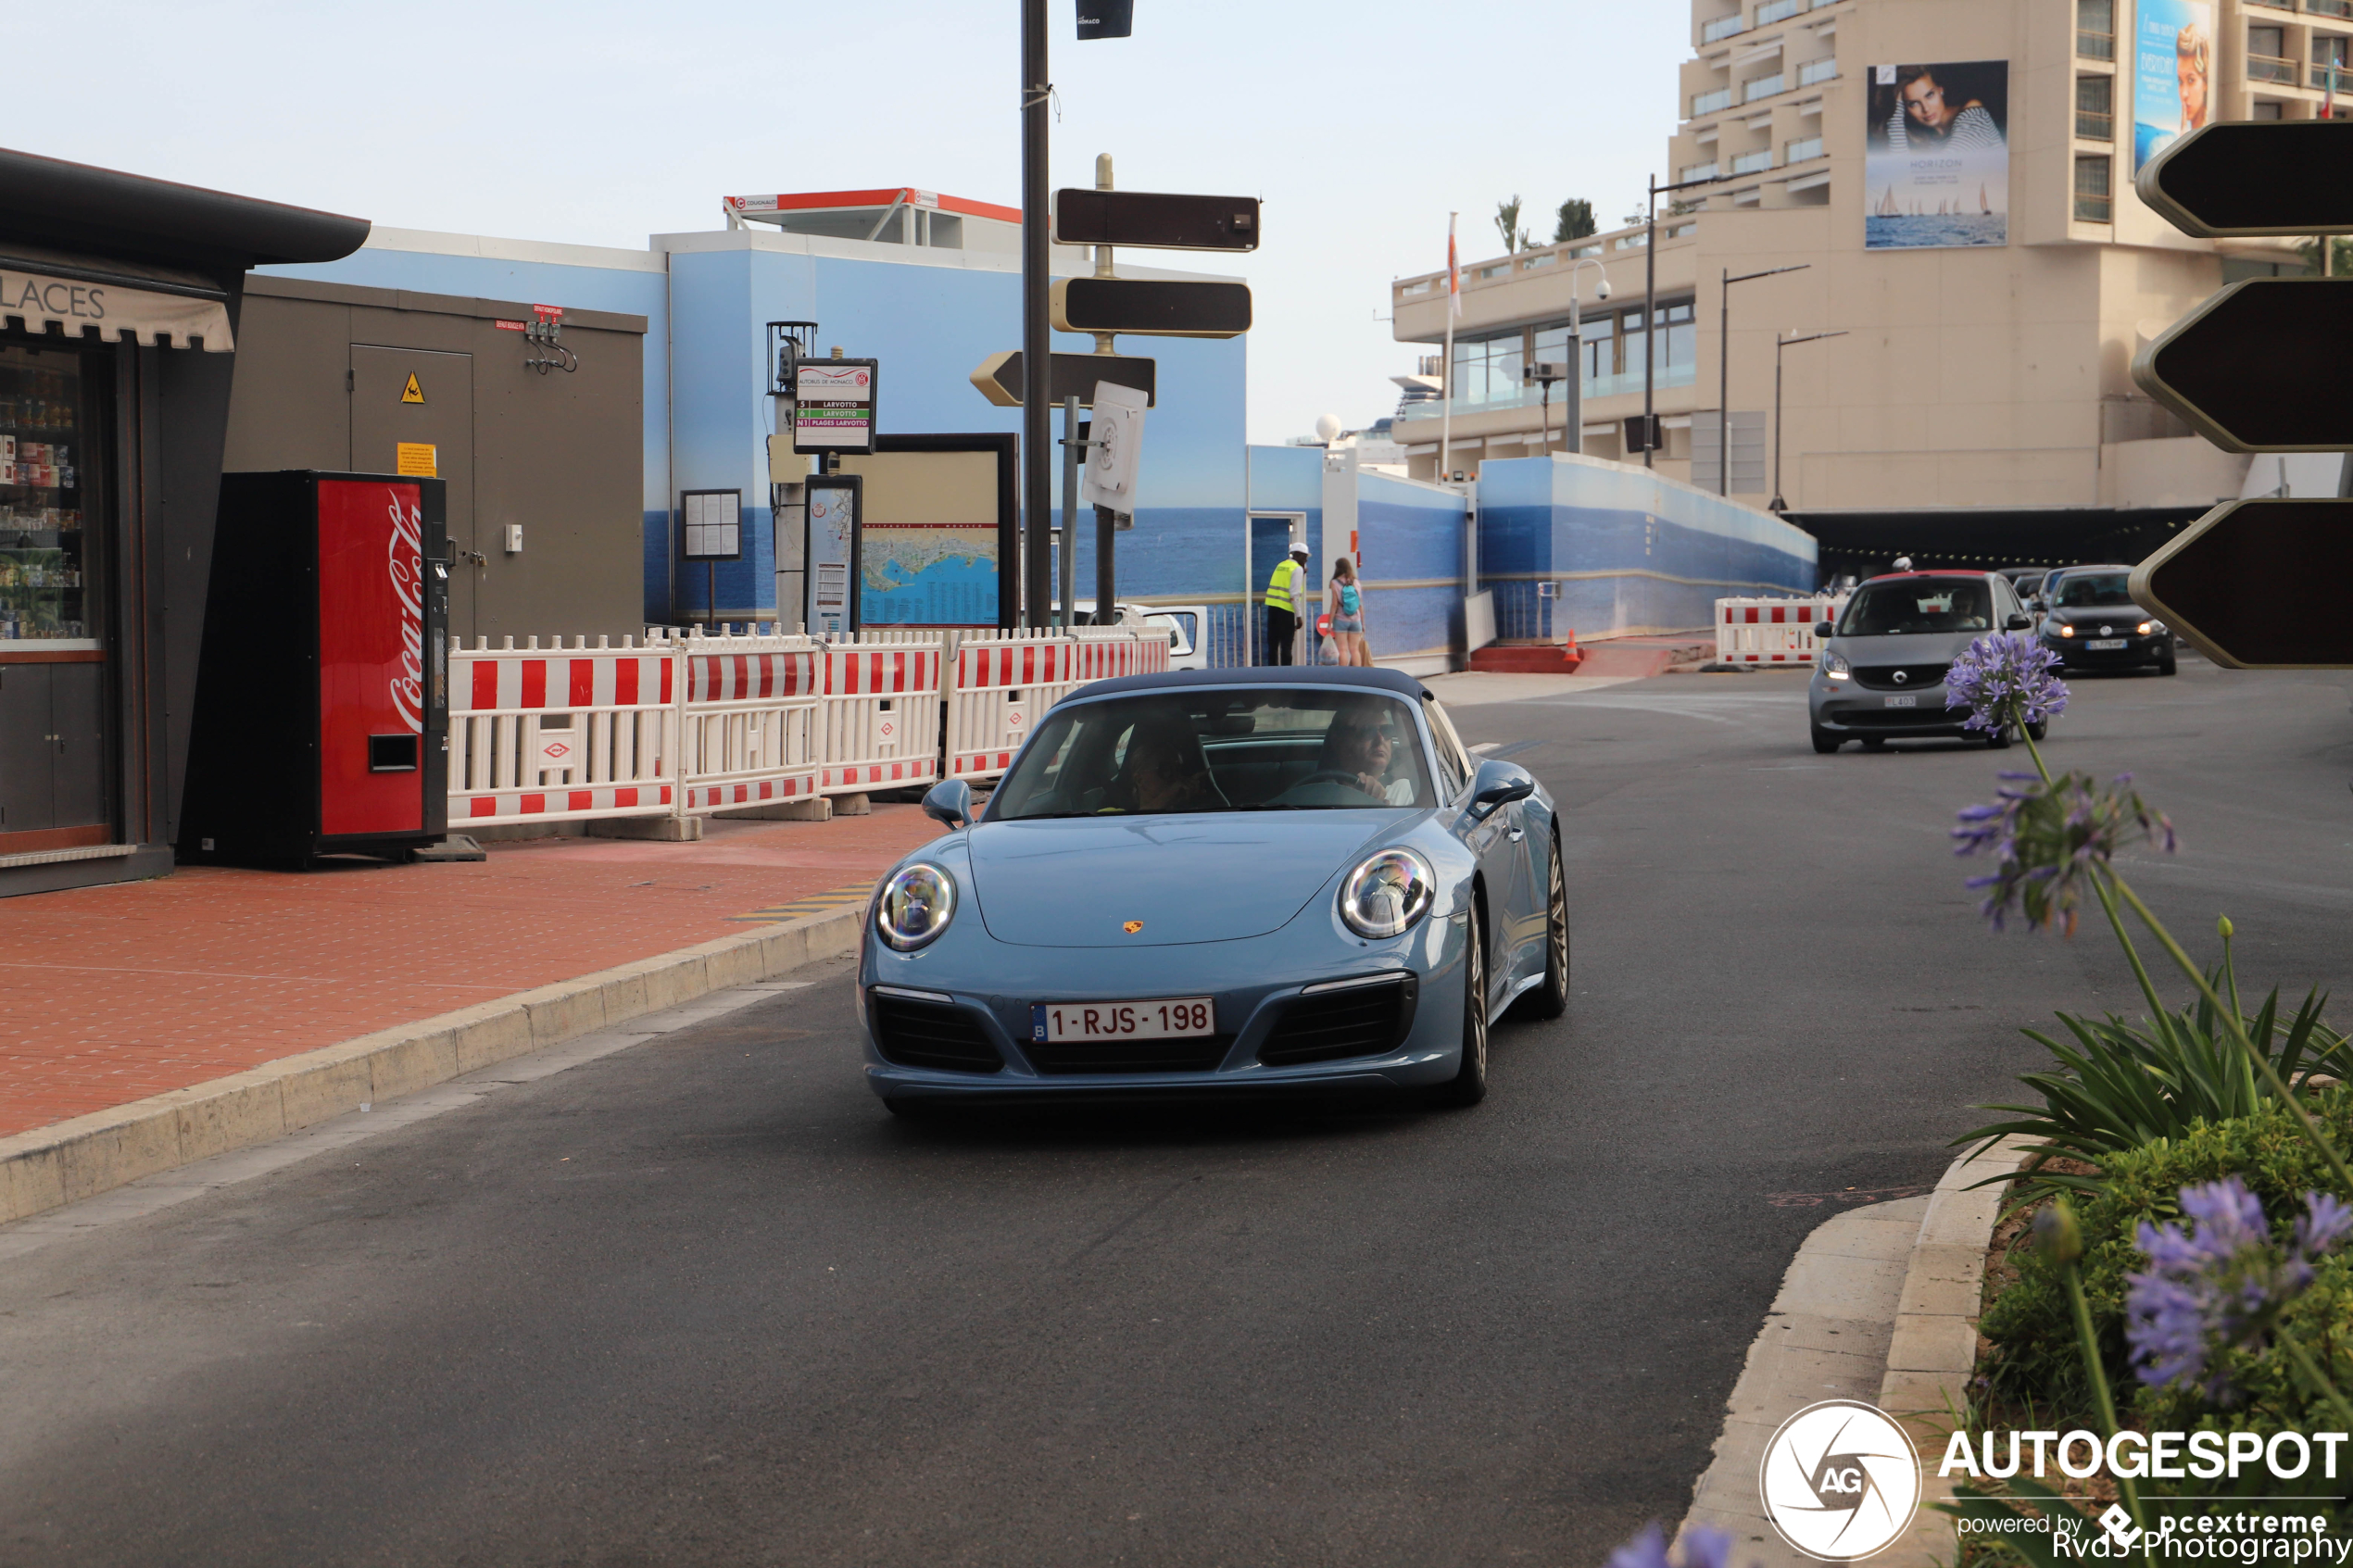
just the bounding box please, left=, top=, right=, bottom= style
left=1809, top=570, right=2038, bottom=754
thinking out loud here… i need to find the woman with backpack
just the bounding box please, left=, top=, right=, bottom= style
left=1325, top=556, right=1370, bottom=667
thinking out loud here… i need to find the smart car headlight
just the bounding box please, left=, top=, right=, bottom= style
left=1820, top=649, right=1851, bottom=680
left=875, top=863, right=956, bottom=951
left=2135, top=621, right=2156, bottom=636
left=1339, top=848, right=1436, bottom=940
left=2057, top=623, right=2076, bottom=638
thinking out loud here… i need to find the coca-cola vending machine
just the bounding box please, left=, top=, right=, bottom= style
left=180, top=472, right=449, bottom=867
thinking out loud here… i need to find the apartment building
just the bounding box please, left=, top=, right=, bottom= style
left=1390, top=0, right=2323, bottom=564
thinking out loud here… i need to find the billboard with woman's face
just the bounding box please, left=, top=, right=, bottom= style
left=2133, top=0, right=2213, bottom=170
left=1864, top=60, right=2010, bottom=250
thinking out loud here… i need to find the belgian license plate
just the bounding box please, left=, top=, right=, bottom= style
left=1883, top=694, right=1918, bottom=709
left=1033, top=997, right=1216, bottom=1043
left=2085, top=638, right=2127, bottom=650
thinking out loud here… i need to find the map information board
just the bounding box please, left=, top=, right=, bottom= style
left=838, top=445, right=1010, bottom=629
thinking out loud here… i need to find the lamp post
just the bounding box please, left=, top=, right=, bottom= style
left=1717, top=263, right=1808, bottom=496
left=1565, top=256, right=1610, bottom=458
left=1640, top=173, right=1718, bottom=468
left=1521, top=360, right=1568, bottom=455
left=1770, top=329, right=1846, bottom=513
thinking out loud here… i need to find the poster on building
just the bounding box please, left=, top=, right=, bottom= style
left=2133, top=0, right=2213, bottom=171
left=1864, top=60, right=2010, bottom=249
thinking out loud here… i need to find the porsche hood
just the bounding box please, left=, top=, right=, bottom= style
left=964, top=813, right=1404, bottom=947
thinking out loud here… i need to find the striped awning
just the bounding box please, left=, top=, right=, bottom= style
left=0, top=265, right=232, bottom=351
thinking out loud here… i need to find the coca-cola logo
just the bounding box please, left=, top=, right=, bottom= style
left=386, top=491, right=425, bottom=734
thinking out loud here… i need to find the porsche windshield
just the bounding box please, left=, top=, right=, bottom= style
left=1836, top=579, right=1994, bottom=636
left=990, top=690, right=1435, bottom=818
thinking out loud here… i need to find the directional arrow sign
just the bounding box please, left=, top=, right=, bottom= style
left=969, top=350, right=1157, bottom=409
left=1051, top=277, right=1252, bottom=339
left=2133, top=280, right=2353, bottom=451
left=2129, top=499, right=2353, bottom=668
left=2138, top=120, right=2353, bottom=237
left=1052, top=189, right=1260, bottom=251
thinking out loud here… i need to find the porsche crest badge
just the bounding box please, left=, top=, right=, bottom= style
left=1122, top=921, right=1145, bottom=935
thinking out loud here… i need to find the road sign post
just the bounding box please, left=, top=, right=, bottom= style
left=2127, top=119, right=2353, bottom=667
left=969, top=351, right=1155, bottom=408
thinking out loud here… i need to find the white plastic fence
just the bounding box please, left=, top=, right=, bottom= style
left=449, top=635, right=681, bottom=829
left=445, top=621, right=1175, bottom=829
left=673, top=629, right=824, bottom=813
left=816, top=633, right=948, bottom=797
left=945, top=629, right=1170, bottom=782
left=1715, top=596, right=1845, bottom=666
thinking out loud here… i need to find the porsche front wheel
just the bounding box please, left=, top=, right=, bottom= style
left=1429, top=903, right=1490, bottom=1109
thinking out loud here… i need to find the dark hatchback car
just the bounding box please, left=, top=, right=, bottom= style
left=2037, top=566, right=2176, bottom=676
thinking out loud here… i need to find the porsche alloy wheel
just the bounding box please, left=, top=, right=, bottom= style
left=1515, top=838, right=1569, bottom=1021
left=1430, top=903, right=1489, bottom=1108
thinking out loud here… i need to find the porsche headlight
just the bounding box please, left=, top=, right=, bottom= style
left=875, top=863, right=956, bottom=950
left=1339, top=848, right=1436, bottom=940
left=1819, top=649, right=1852, bottom=680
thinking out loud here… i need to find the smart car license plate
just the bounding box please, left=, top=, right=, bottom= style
left=2085, top=638, right=2127, bottom=650
left=1882, top=694, right=1917, bottom=708
left=1032, top=997, right=1215, bottom=1043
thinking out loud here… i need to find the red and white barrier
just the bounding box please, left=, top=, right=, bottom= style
left=818, top=633, right=947, bottom=796
left=1716, top=596, right=1846, bottom=666
left=449, top=635, right=678, bottom=827
left=946, top=628, right=1170, bottom=782
left=672, top=628, right=824, bottom=812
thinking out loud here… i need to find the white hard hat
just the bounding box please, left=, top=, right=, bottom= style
left=1289, top=542, right=1310, bottom=557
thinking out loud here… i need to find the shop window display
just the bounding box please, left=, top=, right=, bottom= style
left=0, top=345, right=95, bottom=645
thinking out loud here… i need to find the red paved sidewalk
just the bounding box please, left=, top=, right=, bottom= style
left=0, top=809, right=944, bottom=1139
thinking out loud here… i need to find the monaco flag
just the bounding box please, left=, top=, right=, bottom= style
left=1446, top=212, right=1463, bottom=319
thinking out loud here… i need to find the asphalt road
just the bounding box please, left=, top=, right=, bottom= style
left=4, top=658, right=2350, bottom=1568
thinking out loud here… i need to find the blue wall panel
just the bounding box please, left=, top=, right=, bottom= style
left=1357, top=472, right=1467, bottom=663
left=1476, top=455, right=1818, bottom=640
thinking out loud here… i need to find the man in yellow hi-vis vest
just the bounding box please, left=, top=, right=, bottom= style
left=1265, top=542, right=1309, bottom=664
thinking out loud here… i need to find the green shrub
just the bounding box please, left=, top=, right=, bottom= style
left=1979, top=1085, right=2353, bottom=1424
left=1957, top=985, right=2347, bottom=1202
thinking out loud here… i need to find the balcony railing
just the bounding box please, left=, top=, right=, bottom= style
left=2245, top=0, right=2293, bottom=9
left=1680, top=162, right=1721, bottom=182
left=1693, top=87, right=1733, bottom=115
left=2075, top=193, right=2114, bottom=222
left=1394, top=359, right=1700, bottom=422
left=1755, top=0, right=1807, bottom=23
left=2248, top=53, right=2297, bottom=82
left=2076, top=30, right=2115, bottom=59
left=2314, top=0, right=2353, bottom=19
left=1743, top=72, right=1787, bottom=102
left=1797, top=56, right=1839, bottom=85
left=1701, top=12, right=1748, bottom=43
left=1730, top=148, right=1775, bottom=174
left=2314, top=63, right=2353, bottom=91
left=1785, top=135, right=1824, bottom=162
left=2077, top=107, right=2113, bottom=140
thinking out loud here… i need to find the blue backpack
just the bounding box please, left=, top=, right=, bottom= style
left=1339, top=582, right=1360, bottom=616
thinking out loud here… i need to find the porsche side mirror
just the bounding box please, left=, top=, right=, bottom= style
left=1466, top=759, right=1535, bottom=822
left=2006, top=613, right=2032, bottom=631
left=922, top=778, right=975, bottom=829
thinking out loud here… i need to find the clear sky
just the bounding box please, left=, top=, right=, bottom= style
left=24, top=1, right=1689, bottom=445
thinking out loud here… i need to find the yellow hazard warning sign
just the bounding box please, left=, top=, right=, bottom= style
left=396, top=442, right=437, bottom=477
left=401, top=372, right=424, bottom=404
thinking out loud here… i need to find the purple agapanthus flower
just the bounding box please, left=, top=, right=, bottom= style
left=1951, top=771, right=2178, bottom=934
left=1945, top=633, right=2070, bottom=734
left=2125, top=1177, right=2353, bottom=1402
left=1606, top=1523, right=1732, bottom=1568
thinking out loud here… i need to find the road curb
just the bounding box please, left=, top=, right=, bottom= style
left=0, top=901, right=868, bottom=1228
left=1673, top=1135, right=2035, bottom=1564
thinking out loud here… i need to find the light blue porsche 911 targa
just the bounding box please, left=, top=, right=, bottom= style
left=856, top=667, right=1566, bottom=1112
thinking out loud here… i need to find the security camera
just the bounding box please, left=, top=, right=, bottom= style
left=1597, top=280, right=1614, bottom=300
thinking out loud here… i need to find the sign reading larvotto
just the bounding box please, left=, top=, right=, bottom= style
left=1864, top=60, right=2010, bottom=250
left=792, top=360, right=878, bottom=456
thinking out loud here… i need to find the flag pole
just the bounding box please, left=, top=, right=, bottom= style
left=1440, top=211, right=1459, bottom=483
